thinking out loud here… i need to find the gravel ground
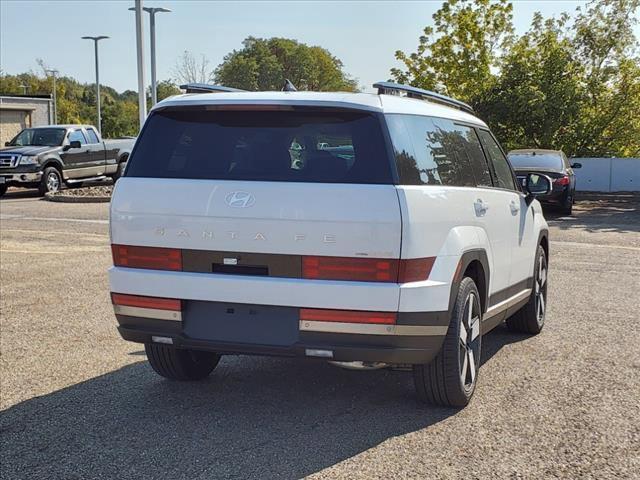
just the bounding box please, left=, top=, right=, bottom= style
left=48, top=185, right=113, bottom=198
left=0, top=191, right=639, bottom=479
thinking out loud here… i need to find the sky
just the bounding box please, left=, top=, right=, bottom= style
left=1, top=1, right=638, bottom=94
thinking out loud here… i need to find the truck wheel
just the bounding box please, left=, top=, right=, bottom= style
left=0, top=185, right=7, bottom=197
left=413, top=277, right=482, bottom=407
left=145, top=343, right=220, bottom=380
left=506, top=245, right=547, bottom=334
left=110, top=160, right=126, bottom=183
left=38, top=167, right=62, bottom=196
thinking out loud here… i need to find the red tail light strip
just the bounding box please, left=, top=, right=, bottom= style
left=300, top=308, right=396, bottom=325
left=302, top=256, right=435, bottom=283
left=111, top=293, right=182, bottom=321
left=112, top=244, right=182, bottom=271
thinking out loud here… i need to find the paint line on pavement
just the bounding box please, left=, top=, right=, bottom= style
left=551, top=240, right=640, bottom=252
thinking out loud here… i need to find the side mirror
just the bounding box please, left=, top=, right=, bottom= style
left=525, top=173, right=551, bottom=204
left=571, top=162, right=582, bottom=169
left=4, top=141, right=10, bottom=146
left=63, top=140, right=82, bottom=151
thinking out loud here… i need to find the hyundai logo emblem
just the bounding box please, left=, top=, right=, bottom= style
left=225, top=191, right=256, bottom=208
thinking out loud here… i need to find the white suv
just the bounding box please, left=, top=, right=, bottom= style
left=109, top=82, right=551, bottom=407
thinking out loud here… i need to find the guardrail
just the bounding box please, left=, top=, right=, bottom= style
left=573, top=158, right=639, bottom=192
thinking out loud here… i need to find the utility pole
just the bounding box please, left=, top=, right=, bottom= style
left=81, top=36, right=109, bottom=134
left=134, top=0, right=147, bottom=129
left=129, top=6, right=171, bottom=106
left=45, top=69, right=59, bottom=124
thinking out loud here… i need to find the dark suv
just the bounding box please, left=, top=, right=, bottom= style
left=507, top=149, right=581, bottom=214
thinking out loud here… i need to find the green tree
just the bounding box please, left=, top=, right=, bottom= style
left=391, top=0, right=514, bottom=102
left=214, top=37, right=358, bottom=91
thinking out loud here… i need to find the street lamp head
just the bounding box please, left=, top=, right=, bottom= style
left=81, top=35, right=110, bottom=41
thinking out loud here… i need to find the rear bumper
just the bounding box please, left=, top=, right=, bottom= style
left=114, top=300, right=449, bottom=365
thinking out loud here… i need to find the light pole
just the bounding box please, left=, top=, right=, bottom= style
left=81, top=35, right=109, bottom=134
left=134, top=0, right=147, bottom=129
left=129, top=6, right=171, bottom=106
left=45, top=69, right=59, bottom=124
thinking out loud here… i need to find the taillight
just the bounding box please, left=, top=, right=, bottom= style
left=302, top=256, right=435, bottom=283
left=398, top=257, right=436, bottom=283
left=112, top=244, right=182, bottom=271
left=300, top=308, right=396, bottom=324
left=554, top=176, right=570, bottom=186
left=111, top=293, right=181, bottom=311
left=302, top=256, right=398, bottom=282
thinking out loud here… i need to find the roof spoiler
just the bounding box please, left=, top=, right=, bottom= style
left=373, top=81, right=474, bottom=114
left=180, top=83, right=246, bottom=94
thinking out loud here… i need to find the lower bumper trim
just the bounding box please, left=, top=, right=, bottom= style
left=299, top=320, right=448, bottom=336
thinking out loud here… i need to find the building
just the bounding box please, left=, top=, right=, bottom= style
left=0, top=95, right=53, bottom=145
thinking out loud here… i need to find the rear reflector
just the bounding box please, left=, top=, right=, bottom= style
left=302, top=256, right=435, bottom=283
left=112, top=244, right=182, bottom=271
left=300, top=308, right=396, bottom=324
left=111, top=293, right=181, bottom=311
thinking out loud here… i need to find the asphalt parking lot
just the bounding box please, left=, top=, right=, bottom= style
left=1, top=190, right=639, bottom=479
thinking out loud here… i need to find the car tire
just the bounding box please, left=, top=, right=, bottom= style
left=0, top=185, right=7, bottom=197
left=560, top=192, right=573, bottom=215
left=506, top=245, right=548, bottom=334
left=413, top=277, right=482, bottom=407
left=38, top=166, right=62, bottom=196
left=110, top=160, right=127, bottom=183
left=145, top=343, right=221, bottom=381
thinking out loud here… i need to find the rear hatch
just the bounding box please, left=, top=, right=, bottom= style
left=111, top=105, right=402, bottom=286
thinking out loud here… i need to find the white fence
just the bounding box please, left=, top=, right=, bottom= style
left=573, top=158, right=640, bottom=192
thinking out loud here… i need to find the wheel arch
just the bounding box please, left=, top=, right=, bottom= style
left=41, top=158, right=63, bottom=172
left=449, top=249, right=490, bottom=315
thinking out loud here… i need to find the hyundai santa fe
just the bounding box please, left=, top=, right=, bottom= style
left=109, top=81, right=551, bottom=407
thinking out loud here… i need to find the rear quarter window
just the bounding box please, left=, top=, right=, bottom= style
left=386, top=114, right=492, bottom=187
left=126, top=107, right=394, bottom=184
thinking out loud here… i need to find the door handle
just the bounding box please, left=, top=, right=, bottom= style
left=510, top=200, right=520, bottom=214
left=474, top=199, right=489, bottom=217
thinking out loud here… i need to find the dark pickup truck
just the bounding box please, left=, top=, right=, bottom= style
left=0, top=124, right=135, bottom=196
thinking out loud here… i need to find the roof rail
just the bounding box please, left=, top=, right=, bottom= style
left=180, top=83, right=246, bottom=94
left=373, top=81, right=474, bottom=114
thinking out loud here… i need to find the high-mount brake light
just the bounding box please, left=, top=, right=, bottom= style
left=300, top=308, right=396, bottom=325
left=302, top=256, right=435, bottom=283
left=111, top=293, right=182, bottom=311
left=112, top=244, right=182, bottom=271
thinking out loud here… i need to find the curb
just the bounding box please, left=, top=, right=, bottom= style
left=44, top=193, right=111, bottom=203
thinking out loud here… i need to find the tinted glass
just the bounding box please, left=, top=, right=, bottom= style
left=386, top=114, right=492, bottom=187
left=508, top=152, right=563, bottom=171
left=126, top=108, right=393, bottom=184
left=85, top=128, right=100, bottom=144
left=478, top=130, right=515, bottom=190
left=68, top=129, right=87, bottom=145
left=10, top=128, right=66, bottom=147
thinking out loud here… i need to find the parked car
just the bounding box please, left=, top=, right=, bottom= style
left=109, top=82, right=551, bottom=408
left=0, top=125, right=135, bottom=197
left=507, top=149, right=581, bottom=214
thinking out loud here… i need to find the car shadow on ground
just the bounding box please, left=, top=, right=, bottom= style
left=545, top=192, right=640, bottom=233
left=0, top=328, right=527, bottom=480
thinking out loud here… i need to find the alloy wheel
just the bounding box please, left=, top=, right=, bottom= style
left=47, top=171, right=60, bottom=193
left=535, top=255, right=547, bottom=324
left=459, top=292, right=481, bottom=390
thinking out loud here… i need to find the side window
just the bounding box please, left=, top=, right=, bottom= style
left=386, top=114, right=492, bottom=187
left=477, top=129, right=516, bottom=190
left=85, top=128, right=100, bottom=144
left=68, top=129, right=87, bottom=145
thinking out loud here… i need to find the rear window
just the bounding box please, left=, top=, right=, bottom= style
left=508, top=153, right=563, bottom=170
left=126, top=107, right=393, bottom=184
